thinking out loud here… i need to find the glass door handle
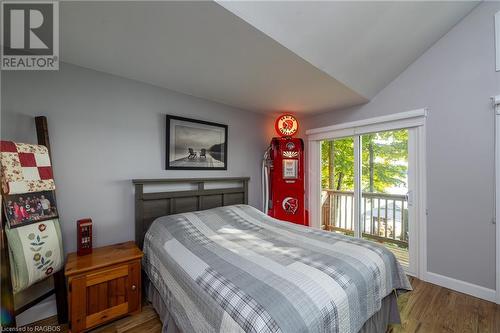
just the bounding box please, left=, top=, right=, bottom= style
left=406, top=191, right=413, bottom=206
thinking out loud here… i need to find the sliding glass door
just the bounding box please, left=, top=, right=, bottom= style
left=321, top=137, right=355, bottom=237
left=320, top=129, right=413, bottom=271
left=360, top=130, right=409, bottom=267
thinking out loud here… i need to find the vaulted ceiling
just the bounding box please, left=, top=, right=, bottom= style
left=218, top=1, right=478, bottom=100
left=60, top=1, right=478, bottom=114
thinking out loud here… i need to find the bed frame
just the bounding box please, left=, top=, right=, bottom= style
left=132, top=177, right=249, bottom=249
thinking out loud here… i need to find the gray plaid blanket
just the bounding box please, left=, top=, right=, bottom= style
left=143, top=205, right=411, bottom=333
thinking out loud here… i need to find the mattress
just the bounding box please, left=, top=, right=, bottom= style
left=142, top=204, right=411, bottom=333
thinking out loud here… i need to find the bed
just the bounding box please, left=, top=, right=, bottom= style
left=133, top=178, right=411, bottom=333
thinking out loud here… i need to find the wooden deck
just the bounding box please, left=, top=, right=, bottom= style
left=328, top=228, right=410, bottom=268
left=385, top=243, right=409, bottom=267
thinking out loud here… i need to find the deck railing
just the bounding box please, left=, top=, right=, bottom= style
left=321, top=190, right=408, bottom=248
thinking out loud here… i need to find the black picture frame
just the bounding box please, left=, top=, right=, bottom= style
left=3, top=190, right=59, bottom=228
left=166, top=115, right=228, bottom=170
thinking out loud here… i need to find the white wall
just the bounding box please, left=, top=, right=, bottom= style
left=1, top=63, right=270, bottom=254
left=303, top=2, right=500, bottom=290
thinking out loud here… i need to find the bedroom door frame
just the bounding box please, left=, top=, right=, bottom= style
left=493, top=95, right=500, bottom=304
left=306, top=109, right=427, bottom=278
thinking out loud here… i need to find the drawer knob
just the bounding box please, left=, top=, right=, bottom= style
left=131, top=284, right=137, bottom=291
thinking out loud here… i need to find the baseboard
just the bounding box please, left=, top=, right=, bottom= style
left=424, top=271, right=497, bottom=303
left=16, top=294, right=57, bottom=327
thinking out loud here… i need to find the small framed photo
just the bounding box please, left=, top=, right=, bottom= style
left=3, top=191, right=58, bottom=228
left=166, top=115, right=228, bottom=170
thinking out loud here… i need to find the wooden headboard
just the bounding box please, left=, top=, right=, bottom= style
left=132, top=177, right=249, bottom=248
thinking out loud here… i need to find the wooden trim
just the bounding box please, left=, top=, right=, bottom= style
left=134, top=177, right=249, bottom=249
left=425, top=271, right=496, bottom=303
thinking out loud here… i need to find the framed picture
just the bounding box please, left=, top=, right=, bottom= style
left=3, top=190, right=58, bottom=228
left=166, top=115, right=228, bottom=170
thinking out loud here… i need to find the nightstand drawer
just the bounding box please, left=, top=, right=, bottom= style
left=86, top=265, right=128, bottom=286
left=65, top=242, right=143, bottom=333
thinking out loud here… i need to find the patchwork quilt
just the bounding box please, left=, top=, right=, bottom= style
left=0, top=141, right=55, bottom=195
left=143, top=204, right=412, bottom=333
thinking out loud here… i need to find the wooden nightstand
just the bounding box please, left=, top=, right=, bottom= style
left=64, top=242, right=143, bottom=333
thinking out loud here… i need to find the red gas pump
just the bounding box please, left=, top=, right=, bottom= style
left=262, top=114, right=308, bottom=226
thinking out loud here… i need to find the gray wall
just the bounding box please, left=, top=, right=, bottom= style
left=303, top=2, right=500, bottom=289
left=1, top=63, right=270, bottom=253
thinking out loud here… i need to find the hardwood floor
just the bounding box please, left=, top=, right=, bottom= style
left=388, top=277, right=500, bottom=333
left=25, top=277, right=499, bottom=333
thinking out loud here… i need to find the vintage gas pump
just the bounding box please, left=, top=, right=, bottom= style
left=262, top=114, right=308, bottom=226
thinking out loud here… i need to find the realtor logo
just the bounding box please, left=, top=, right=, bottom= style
left=1, top=1, right=59, bottom=70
